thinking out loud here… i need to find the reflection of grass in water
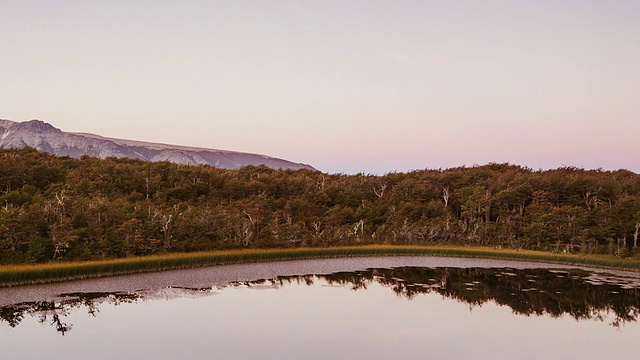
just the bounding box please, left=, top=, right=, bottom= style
left=1, top=245, right=640, bottom=286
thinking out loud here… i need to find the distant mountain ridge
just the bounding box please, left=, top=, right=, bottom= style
left=0, top=119, right=315, bottom=170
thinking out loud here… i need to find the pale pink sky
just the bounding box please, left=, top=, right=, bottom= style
left=2, top=1, right=639, bottom=174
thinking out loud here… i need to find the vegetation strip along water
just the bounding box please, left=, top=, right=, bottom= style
left=2, top=245, right=640, bottom=287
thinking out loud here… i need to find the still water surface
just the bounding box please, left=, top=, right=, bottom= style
left=1, top=257, right=639, bottom=360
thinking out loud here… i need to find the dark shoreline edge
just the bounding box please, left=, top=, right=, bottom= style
left=2, top=245, right=639, bottom=287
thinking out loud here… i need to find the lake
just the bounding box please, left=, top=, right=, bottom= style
left=1, top=257, right=639, bottom=360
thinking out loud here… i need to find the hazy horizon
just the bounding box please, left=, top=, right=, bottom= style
left=2, top=1, right=639, bottom=174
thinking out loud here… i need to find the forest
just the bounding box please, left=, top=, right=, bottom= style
left=1, top=147, right=640, bottom=264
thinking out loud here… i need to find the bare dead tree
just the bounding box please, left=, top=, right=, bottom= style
left=55, top=191, right=66, bottom=206
left=352, top=220, right=364, bottom=239
left=373, top=184, right=387, bottom=199
left=243, top=210, right=260, bottom=243
left=317, top=175, right=326, bottom=191
left=145, top=176, right=150, bottom=199
left=443, top=187, right=450, bottom=207
left=312, top=221, right=324, bottom=239
left=240, top=221, right=253, bottom=246
left=282, top=210, right=293, bottom=225
left=161, top=213, right=173, bottom=248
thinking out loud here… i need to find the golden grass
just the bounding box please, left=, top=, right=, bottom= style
left=1, top=245, right=639, bottom=287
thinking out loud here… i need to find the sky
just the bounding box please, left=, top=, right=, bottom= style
left=1, top=1, right=639, bottom=174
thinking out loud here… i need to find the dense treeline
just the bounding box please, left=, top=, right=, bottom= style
left=1, top=147, right=640, bottom=264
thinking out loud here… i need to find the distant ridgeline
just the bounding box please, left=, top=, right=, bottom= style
left=0, top=119, right=315, bottom=171
left=1, top=147, right=640, bottom=264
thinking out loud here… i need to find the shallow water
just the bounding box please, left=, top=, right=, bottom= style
left=1, top=257, right=639, bottom=360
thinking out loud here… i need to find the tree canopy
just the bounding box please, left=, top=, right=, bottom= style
left=1, top=147, right=640, bottom=264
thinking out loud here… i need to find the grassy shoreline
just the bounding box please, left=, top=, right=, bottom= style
left=1, top=245, right=640, bottom=287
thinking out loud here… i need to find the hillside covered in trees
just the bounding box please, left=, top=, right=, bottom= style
left=1, top=147, right=640, bottom=264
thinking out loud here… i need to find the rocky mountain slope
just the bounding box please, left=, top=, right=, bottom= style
left=0, top=119, right=315, bottom=170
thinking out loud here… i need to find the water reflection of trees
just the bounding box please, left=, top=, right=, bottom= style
left=0, top=292, right=139, bottom=335
left=2, top=268, right=639, bottom=334
left=244, top=267, right=640, bottom=327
